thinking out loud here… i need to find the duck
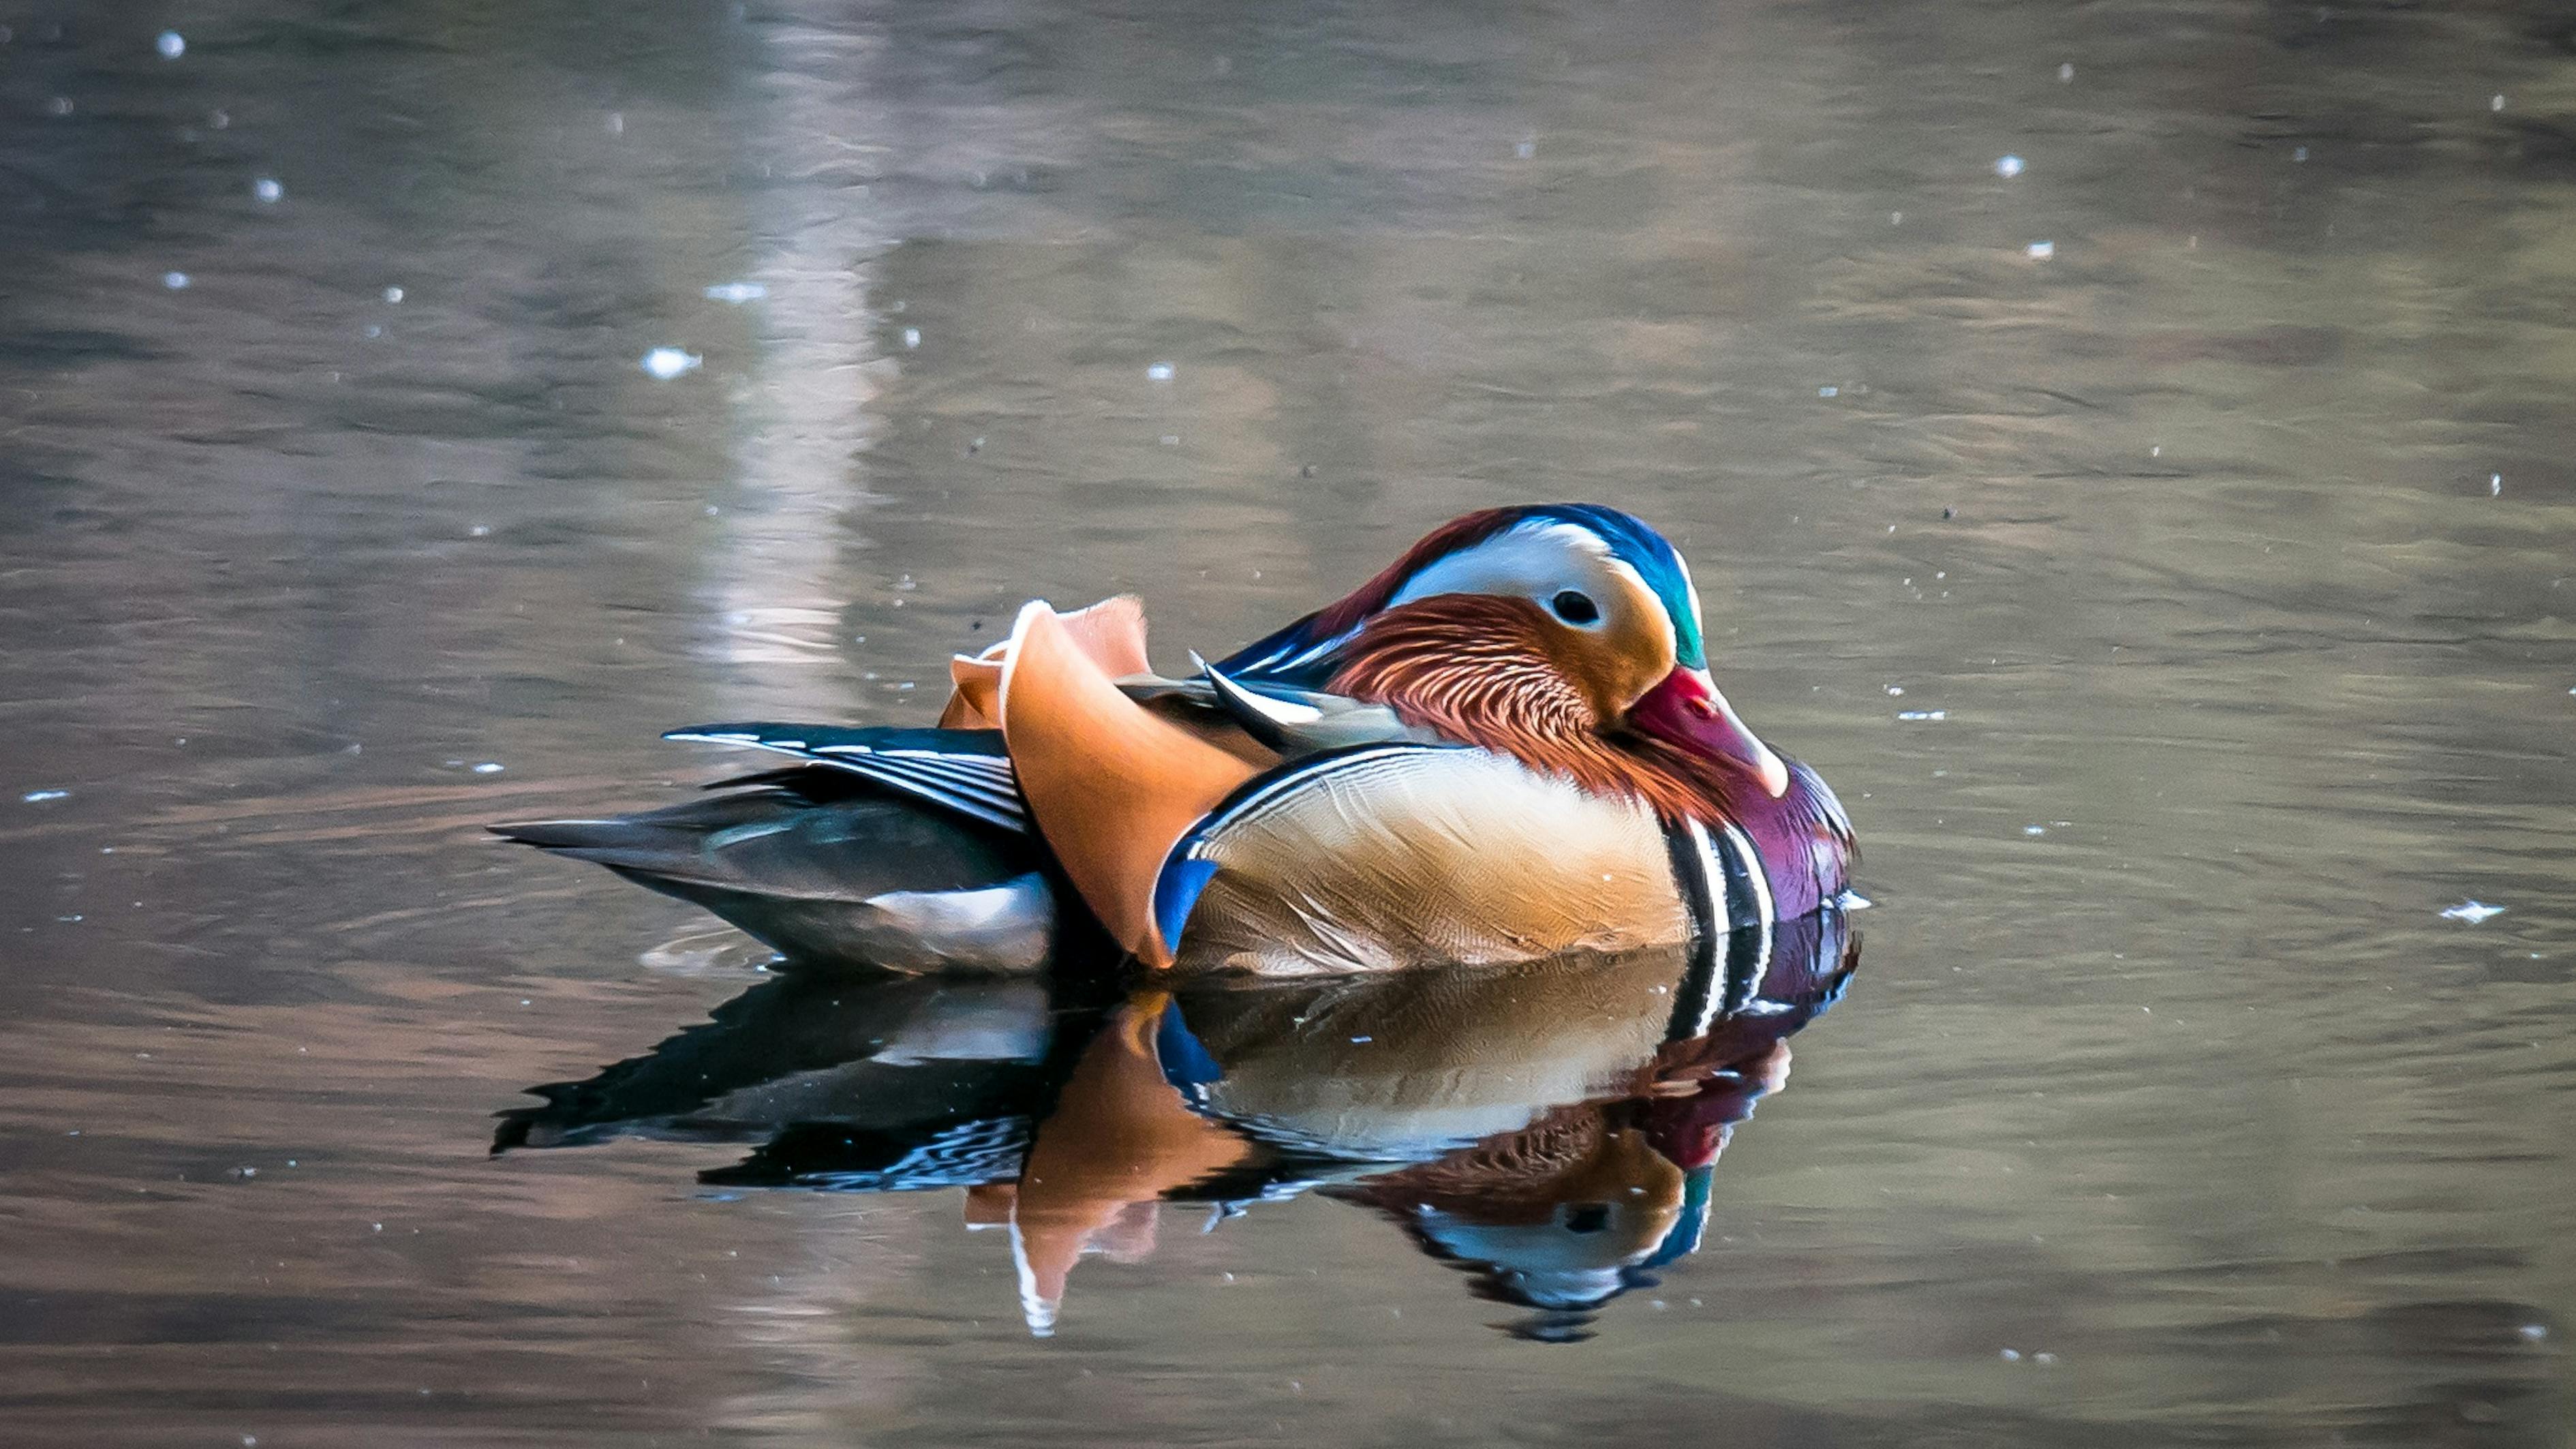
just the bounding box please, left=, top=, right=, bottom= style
left=495, top=503, right=1854, bottom=975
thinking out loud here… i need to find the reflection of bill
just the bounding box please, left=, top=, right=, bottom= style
left=495, top=907, right=1856, bottom=1339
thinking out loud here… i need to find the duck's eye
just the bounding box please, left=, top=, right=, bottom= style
left=1550, top=590, right=1601, bottom=625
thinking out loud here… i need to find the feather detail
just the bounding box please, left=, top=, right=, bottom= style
left=1327, top=595, right=1713, bottom=822
left=996, top=601, right=1259, bottom=967
left=1216, top=509, right=1531, bottom=685
left=941, top=596, right=1152, bottom=731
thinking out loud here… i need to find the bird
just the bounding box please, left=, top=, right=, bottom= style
left=494, top=503, right=1854, bottom=975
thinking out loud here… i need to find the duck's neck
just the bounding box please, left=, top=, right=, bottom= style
left=1690, top=754, right=1853, bottom=920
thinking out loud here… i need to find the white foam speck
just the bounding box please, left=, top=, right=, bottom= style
left=384, top=286, right=404, bottom=303
left=156, top=31, right=185, bottom=59
left=901, top=327, right=921, bottom=349
left=471, top=762, right=504, bottom=775
left=253, top=177, right=283, bottom=203
left=2489, top=473, right=2502, bottom=495
left=2521, top=1324, right=2547, bottom=1341
left=1896, top=710, right=1946, bottom=721
left=22, top=789, right=70, bottom=803
left=2491, top=95, right=2506, bottom=112
left=1515, top=138, right=1536, bottom=159
left=1995, top=154, right=2026, bottom=178
left=1818, top=384, right=1838, bottom=397
left=2438, top=900, right=2503, bottom=924
left=1835, top=889, right=1873, bottom=910
left=163, top=271, right=190, bottom=290
left=1885, top=685, right=1905, bottom=696
left=641, top=347, right=701, bottom=380
left=2023, top=825, right=2046, bottom=836
left=2027, top=240, right=2056, bottom=259
left=705, top=281, right=767, bottom=303
left=2059, top=63, right=2075, bottom=82
left=1147, top=362, right=1175, bottom=381
left=2000, top=1349, right=2022, bottom=1362
left=606, top=111, right=624, bottom=135
left=2291, top=146, right=2309, bottom=163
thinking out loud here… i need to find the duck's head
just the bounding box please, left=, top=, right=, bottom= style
left=1226, top=504, right=1790, bottom=799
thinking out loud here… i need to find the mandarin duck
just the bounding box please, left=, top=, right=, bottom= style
left=496, top=504, right=1854, bottom=975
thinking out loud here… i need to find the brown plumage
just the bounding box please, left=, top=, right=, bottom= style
left=1328, top=594, right=1719, bottom=824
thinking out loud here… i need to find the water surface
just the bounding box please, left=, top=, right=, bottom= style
left=3, top=1, right=2573, bottom=1444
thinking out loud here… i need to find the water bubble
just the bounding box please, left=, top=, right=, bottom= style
left=156, top=31, right=185, bottom=59
left=902, top=327, right=921, bottom=349
left=2291, top=146, right=2309, bottom=163
left=704, top=281, right=767, bottom=303
left=1159, top=435, right=1180, bottom=446
left=1995, top=154, right=2026, bottom=178
left=2027, top=240, right=2056, bottom=259
left=163, top=271, right=191, bottom=290
left=383, top=286, right=404, bottom=303
left=253, top=178, right=284, bottom=203
left=2489, top=473, right=2502, bottom=495
left=22, top=789, right=70, bottom=803
left=48, top=97, right=74, bottom=117
left=641, top=347, right=701, bottom=380
left=1999, top=1349, right=2022, bottom=1362
left=209, top=108, right=228, bottom=129
left=1515, top=138, right=1537, bottom=159
left=1818, top=384, right=1839, bottom=398
left=1146, top=362, right=1175, bottom=381
left=2491, top=95, right=2506, bottom=112
left=1896, top=710, right=1947, bottom=721
left=2023, top=825, right=2047, bottom=836
left=2520, top=1324, right=2547, bottom=1341
left=606, top=111, right=624, bottom=135
left=471, top=762, right=504, bottom=775
left=2058, top=63, right=2075, bottom=82
left=1890, top=210, right=1903, bottom=225
left=2439, top=900, right=2504, bottom=924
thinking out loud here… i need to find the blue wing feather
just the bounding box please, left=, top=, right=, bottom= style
left=666, top=723, right=1029, bottom=834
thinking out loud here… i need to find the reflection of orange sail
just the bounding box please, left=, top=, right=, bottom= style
left=996, top=996, right=1253, bottom=1334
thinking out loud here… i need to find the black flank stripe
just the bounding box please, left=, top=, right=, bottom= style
left=1661, top=821, right=1722, bottom=1043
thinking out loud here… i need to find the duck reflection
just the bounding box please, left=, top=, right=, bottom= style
left=497, top=909, right=1856, bottom=1339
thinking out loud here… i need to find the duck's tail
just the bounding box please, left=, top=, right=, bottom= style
left=493, top=778, right=1057, bottom=972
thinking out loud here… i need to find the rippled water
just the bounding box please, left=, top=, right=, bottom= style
left=5, top=1, right=2573, bottom=1444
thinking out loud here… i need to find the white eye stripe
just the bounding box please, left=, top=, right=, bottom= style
left=1387, top=521, right=1612, bottom=608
